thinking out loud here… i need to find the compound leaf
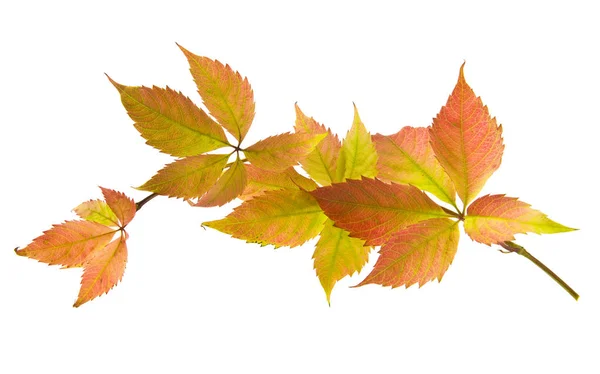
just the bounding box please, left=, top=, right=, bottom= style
left=310, top=178, right=450, bottom=246
left=138, top=154, right=229, bottom=199
left=74, top=232, right=128, bottom=307
left=373, top=127, right=456, bottom=206
left=203, top=189, right=327, bottom=248
left=429, top=64, right=504, bottom=206
left=108, top=77, right=229, bottom=157
left=464, top=194, right=575, bottom=245
left=244, top=132, right=326, bottom=172
left=313, top=219, right=370, bottom=304
left=356, top=218, right=459, bottom=288
left=336, top=105, right=378, bottom=181
left=178, top=44, right=255, bottom=142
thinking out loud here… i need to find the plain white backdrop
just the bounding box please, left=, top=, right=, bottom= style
left=1, top=1, right=598, bottom=373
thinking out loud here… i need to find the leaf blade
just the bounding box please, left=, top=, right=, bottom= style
left=204, top=189, right=327, bottom=248
left=73, top=200, right=119, bottom=227
left=464, top=194, right=576, bottom=245
left=357, top=218, right=460, bottom=288
left=100, top=188, right=136, bottom=227
left=193, top=158, right=247, bottom=207
left=373, top=127, right=456, bottom=206
left=336, top=105, right=378, bottom=181
left=429, top=64, right=504, bottom=206
left=310, top=178, right=449, bottom=246
left=244, top=132, right=326, bottom=172
left=240, top=164, right=317, bottom=200
left=178, top=44, right=255, bottom=141
left=138, top=154, right=229, bottom=199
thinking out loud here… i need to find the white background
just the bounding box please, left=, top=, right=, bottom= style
left=1, top=1, right=598, bottom=373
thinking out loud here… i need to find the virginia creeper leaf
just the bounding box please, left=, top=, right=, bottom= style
left=464, top=194, right=575, bottom=245
left=178, top=44, right=255, bottom=142
left=193, top=158, right=247, bottom=207
left=429, top=64, right=504, bottom=206
left=313, top=219, right=370, bottom=304
left=244, top=132, right=326, bottom=172
left=138, top=154, right=229, bottom=199
left=108, top=77, right=229, bottom=157
left=15, top=221, right=116, bottom=268
left=356, top=218, right=460, bottom=288
left=74, top=232, right=128, bottom=307
left=240, top=164, right=317, bottom=200
left=294, top=104, right=341, bottom=185
left=336, top=105, right=378, bottom=181
left=310, top=178, right=450, bottom=246
left=100, top=187, right=136, bottom=227
left=203, top=189, right=327, bottom=248
left=73, top=200, right=119, bottom=227
left=373, top=127, right=456, bottom=206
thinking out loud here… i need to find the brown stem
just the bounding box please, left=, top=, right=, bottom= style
left=135, top=193, right=158, bottom=211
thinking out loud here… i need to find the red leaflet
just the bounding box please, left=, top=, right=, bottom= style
left=430, top=64, right=504, bottom=206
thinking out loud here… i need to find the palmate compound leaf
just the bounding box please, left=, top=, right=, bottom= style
left=356, top=218, right=460, bottom=288
left=192, top=157, right=247, bottom=207
left=137, top=154, right=229, bottom=199
left=240, top=164, right=317, bottom=200
left=336, top=104, right=378, bottom=181
left=16, top=188, right=136, bottom=306
left=244, top=132, right=327, bottom=172
left=108, top=77, right=230, bottom=157
left=429, top=63, right=504, bottom=207
left=314, top=219, right=370, bottom=304
left=373, top=127, right=457, bottom=207
left=464, top=194, right=575, bottom=245
left=178, top=44, right=255, bottom=142
left=203, top=189, right=327, bottom=248
left=294, top=104, right=342, bottom=185
left=310, top=178, right=451, bottom=246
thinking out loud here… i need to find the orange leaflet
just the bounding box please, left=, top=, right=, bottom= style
left=107, top=77, right=229, bottom=157
left=178, top=44, right=255, bottom=142
left=294, top=104, right=341, bottom=185
left=74, top=232, right=128, bottom=307
left=100, top=187, right=136, bottom=227
left=240, top=164, right=317, bottom=200
left=244, top=132, right=326, bottom=172
left=356, top=218, right=459, bottom=288
left=429, top=64, right=504, bottom=206
left=464, top=194, right=575, bottom=245
left=138, top=154, right=229, bottom=199
left=373, top=127, right=456, bottom=207
left=193, top=158, right=247, bottom=207
left=310, top=178, right=450, bottom=246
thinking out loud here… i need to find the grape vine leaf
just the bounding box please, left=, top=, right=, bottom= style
left=16, top=188, right=136, bottom=307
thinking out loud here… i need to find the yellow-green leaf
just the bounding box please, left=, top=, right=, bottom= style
left=240, top=164, right=317, bottom=200
left=138, top=154, right=229, bottom=199
left=178, top=44, right=255, bottom=142
left=336, top=105, right=377, bottom=181
left=244, top=132, right=326, bottom=172
left=313, top=219, right=370, bottom=304
left=108, top=77, right=229, bottom=157
left=203, top=189, right=327, bottom=248
left=73, top=200, right=119, bottom=227
left=193, top=158, right=247, bottom=207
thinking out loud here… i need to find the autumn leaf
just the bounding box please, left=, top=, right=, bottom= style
left=15, top=221, right=116, bottom=268
left=178, top=44, right=255, bottom=142
left=336, top=105, right=378, bottom=181
left=138, top=154, right=229, bottom=199
left=108, top=77, right=230, bottom=157
left=429, top=63, right=504, bottom=206
left=373, top=127, right=456, bottom=207
left=356, top=218, right=460, bottom=288
left=294, top=104, right=341, bottom=185
left=313, top=219, right=370, bottom=304
left=193, top=157, right=247, bottom=207
left=244, top=132, right=326, bottom=172
left=464, top=194, right=575, bottom=245
left=100, top=187, right=136, bottom=227
left=74, top=232, right=128, bottom=307
left=240, top=164, right=317, bottom=200
left=203, top=189, right=327, bottom=248
left=310, top=178, right=450, bottom=246
left=74, top=200, right=119, bottom=227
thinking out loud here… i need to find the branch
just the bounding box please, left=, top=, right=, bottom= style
left=135, top=193, right=158, bottom=211
left=499, top=241, right=579, bottom=301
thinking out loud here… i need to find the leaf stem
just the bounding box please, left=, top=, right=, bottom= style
left=135, top=193, right=158, bottom=211
left=499, top=241, right=579, bottom=301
